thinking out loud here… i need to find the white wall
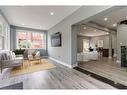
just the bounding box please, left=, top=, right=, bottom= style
left=48, top=6, right=112, bottom=66
left=0, top=10, right=10, bottom=50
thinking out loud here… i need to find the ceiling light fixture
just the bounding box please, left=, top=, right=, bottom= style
left=106, top=32, right=109, bottom=34
left=104, top=17, right=108, bottom=21
left=50, top=12, right=54, bottom=15
left=79, top=33, right=85, bottom=35
left=94, top=30, right=97, bottom=32
left=112, top=23, right=117, bottom=27
left=22, top=23, right=24, bottom=25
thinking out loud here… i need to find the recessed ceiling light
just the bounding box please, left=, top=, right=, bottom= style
left=112, top=23, right=117, bottom=27
left=83, top=27, right=87, bottom=29
left=120, top=42, right=122, bottom=45
left=94, top=30, right=97, bottom=32
left=39, top=26, right=42, bottom=28
left=79, top=33, right=85, bottom=35
left=106, top=32, right=109, bottom=34
left=22, top=23, right=24, bottom=25
left=104, top=17, right=108, bottom=21
left=50, top=12, right=54, bottom=15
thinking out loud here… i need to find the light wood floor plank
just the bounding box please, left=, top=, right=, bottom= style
left=79, top=58, right=127, bottom=86
left=0, top=58, right=115, bottom=89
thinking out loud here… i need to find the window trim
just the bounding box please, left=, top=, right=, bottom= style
left=0, top=35, right=4, bottom=49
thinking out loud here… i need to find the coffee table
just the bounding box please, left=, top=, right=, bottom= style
left=28, top=57, right=41, bottom=65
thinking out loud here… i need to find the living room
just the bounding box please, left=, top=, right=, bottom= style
left=0, top=6, right=117, bottom=89
left=1, top=5, right=127, bottom=90
left=1, top=0, right=127, bottom=95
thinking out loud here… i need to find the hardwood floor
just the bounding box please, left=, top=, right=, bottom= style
left=78, top=58, right=127, bottom=87
left=0, top=59, right=115, bottom=89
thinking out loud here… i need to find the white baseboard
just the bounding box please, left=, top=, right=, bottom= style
left=72, top=62, right=78, bottom=68
left=116, top=60, right=121, bottom=64
left=49, top=57, right=77, bottom=68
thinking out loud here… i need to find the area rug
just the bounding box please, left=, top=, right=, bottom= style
left=0, top=82, right=23, bottom=89
left=11, top=59, right=56, bottom=77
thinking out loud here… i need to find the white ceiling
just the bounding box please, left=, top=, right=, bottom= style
left=90, top=7, right=127, bottom=31
left=78, top=25, right=109, bottom=37
left=0, top=6, right=81, bottom=30
left=77, top=7, right=127, bottom=37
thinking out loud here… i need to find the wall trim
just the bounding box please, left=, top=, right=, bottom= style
left=49, top=57, right=77, bottom=68
left=72, top=62, right=78, bottom=68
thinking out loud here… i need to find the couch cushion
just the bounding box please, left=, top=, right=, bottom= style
left=9, top=51, right=16, bottom=60
left=1, top=53, right=8, bottom=60
left=28, top=49, right=36, bottom=55
left=0, top=51, right=16, bottom=61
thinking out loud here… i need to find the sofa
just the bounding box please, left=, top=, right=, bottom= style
left=0, top=50, right=23, bottom=73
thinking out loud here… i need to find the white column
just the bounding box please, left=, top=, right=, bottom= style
left=117, top=24, right=127, bottom=63
left=109, top=32, right=112, bottom=59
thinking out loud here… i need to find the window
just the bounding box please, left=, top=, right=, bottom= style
left=83, top=39, right=89, bottom=51
left=17, top=32, right=27, bottom=48
left=0, top=14, right=10, bottom=50
left=17, top=30, right=46, bottom=49
left=0, top=36, right=3, bottom=49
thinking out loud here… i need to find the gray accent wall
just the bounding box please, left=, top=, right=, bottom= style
left=10, top=26, right=16, bottom=50
left=48, top=6, right=112, bottom=66
left=71, top=25, right=80, bottom=66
